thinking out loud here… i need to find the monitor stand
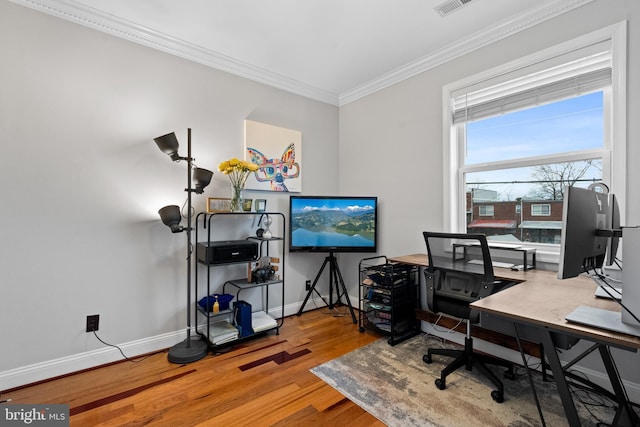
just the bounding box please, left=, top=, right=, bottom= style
left=595, top=285, right=622, bottom=300
left=565, top=305, right=640, bottom=337
left=590, top=274, right=622, bottom=300
left=580, top=228, right=640, bottom=334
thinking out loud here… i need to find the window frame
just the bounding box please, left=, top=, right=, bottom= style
left=479, top=205, right=495, bottom=216
left=531, top=204, right=551, bottom=217
left=442, top=23, right=627, bottom=263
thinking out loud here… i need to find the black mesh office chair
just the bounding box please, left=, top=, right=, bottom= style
left=422, top=231, right=515, bottom=403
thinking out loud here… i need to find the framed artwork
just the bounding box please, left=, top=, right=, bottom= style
left=207, top=198, right=231, bottom=213
left=255, top=199, right=267, bottom=212
left=244, top=120, right=302, bottom=192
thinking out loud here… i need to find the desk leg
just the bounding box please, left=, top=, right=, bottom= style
left=513, top=323, right=546, bottom=426
left=538, top=328, right=581, bottom=427
left=598, top=345, right=639, bottom=427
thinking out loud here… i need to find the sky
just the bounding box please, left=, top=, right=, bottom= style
left=465, top=91, right=604, bottom=200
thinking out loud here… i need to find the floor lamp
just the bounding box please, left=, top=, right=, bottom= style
left=154, top=128, right=213, bottom=364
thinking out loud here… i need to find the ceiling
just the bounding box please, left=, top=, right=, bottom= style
left=13, top=0, right=594, bottom=105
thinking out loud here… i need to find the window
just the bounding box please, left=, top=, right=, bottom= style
left=444, top=23, right=626, bottom=260
left=479, top=205, right=494, bottom=216
left=531, top=204, right=551, bottom=216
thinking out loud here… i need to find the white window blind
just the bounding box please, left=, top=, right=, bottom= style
left=452, top=47, right=612, bottom=124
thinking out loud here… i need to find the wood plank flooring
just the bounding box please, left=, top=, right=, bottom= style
left=3, top=308, right=386, bottom=426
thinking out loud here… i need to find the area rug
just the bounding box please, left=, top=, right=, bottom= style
left=311, top=335, right=616, bottom=427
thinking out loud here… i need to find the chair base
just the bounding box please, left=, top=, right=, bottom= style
left=423, top=336, right=514, bottom=403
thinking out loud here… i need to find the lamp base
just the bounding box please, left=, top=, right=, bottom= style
left=168, top=337, right=208, bottom=364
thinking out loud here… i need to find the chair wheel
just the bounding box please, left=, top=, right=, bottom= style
left=359, top=327, right=365, bottom=333
left=435, top=378, right=446, bottom=390
left=504, top=370, right=515, bottom=380
left=423, top=354, right=432, bottom=364
left=491, top=390, right=504, bottom=403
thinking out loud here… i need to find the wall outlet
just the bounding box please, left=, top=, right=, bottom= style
left=86, top=314, right=99, bottom=332
left=305, top=280, right=311, bottom=291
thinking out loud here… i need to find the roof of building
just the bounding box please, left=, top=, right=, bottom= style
left=519, top=220, right=563, bottom=229
left=467, top=219, right=516, bottom=229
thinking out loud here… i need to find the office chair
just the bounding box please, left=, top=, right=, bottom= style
left=422, top=232, right=515, bottom=403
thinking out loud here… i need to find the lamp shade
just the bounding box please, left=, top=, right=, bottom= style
left=158, top=205, right=183, bottom=233
left=193, top=167, right=213, bottom=194
left=154, top=132, right=180, bottom=161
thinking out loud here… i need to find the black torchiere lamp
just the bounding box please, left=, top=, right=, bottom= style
left=154, top=128, right=213, bottom=364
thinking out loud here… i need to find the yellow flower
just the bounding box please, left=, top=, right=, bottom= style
left=217, top=157, right=259, bottom=191
left=218, top=158, right=258, bottom=173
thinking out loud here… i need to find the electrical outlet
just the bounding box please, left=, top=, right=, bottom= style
left=86, top=314, right=100, bottom=332
left=305, top=280, right=311, bottom=291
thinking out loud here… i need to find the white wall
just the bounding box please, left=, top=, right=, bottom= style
left=339, top=0, right=640, bottom=393
left=0, top=1, right=338, bottom=388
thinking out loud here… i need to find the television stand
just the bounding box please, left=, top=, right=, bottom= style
left=296, top=252, right=357, bottom=323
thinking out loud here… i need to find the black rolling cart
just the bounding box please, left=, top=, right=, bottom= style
left=358, top=256, right=420, bottom=345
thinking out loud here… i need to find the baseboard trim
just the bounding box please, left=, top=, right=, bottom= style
left=1, top=330, right=184, bottom=391
left=1, top=300, right=325, bottom=391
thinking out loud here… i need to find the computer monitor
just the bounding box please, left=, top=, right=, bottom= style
left=557, top=185, right=610, bottom=279
left=559, top=186, right=640, bottom=335
left=607, top=193, right=621, bottom=266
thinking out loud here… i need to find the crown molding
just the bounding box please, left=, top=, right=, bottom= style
left=338, top=0, right=597, bottom=106
left=11, top=0, right=595, bottom=108
left=10, top=0, right=340, bottom=106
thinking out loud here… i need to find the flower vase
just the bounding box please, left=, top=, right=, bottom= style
left=230, top=185, right=244, bottom=212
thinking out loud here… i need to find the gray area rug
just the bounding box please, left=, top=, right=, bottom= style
left=311, top=335, right=617, bottom=426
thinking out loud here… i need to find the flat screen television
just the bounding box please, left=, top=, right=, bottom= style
left=289, top=196, right=378, bottom=253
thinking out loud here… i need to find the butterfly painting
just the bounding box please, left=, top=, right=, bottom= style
left=244, top=120, right=302, bottom=192
left=247, top=143, right=300, bottom=191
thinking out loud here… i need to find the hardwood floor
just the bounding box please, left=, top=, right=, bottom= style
left=4, top=308, right=386, bottom=426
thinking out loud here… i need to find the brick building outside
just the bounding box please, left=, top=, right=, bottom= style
left=466, top=190, right=563, bottom=244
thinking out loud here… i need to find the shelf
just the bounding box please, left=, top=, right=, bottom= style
left=225, top=278, right=283, bottom=289
left=452, top=242, right=536, bottom=271
left=196, top=311, right=279, bottom=348
left=365, top=301, right=392, bottom=311
left=247, top=236, right=284, bottom=242
left=194, top=211, right=286, bottom=351
left=196, top=306, right=233, bottom=317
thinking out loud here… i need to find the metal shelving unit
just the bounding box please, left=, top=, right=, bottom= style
left=194, top=211, right=285, bottom=350
left=359, top=255, right=419, bottom=345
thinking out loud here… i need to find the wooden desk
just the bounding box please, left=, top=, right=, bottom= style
left=390, top=254, right=640, bottom=426
left=473, top=274, right=640, bottom=426
left=390, top=254, right=546, bottom=357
